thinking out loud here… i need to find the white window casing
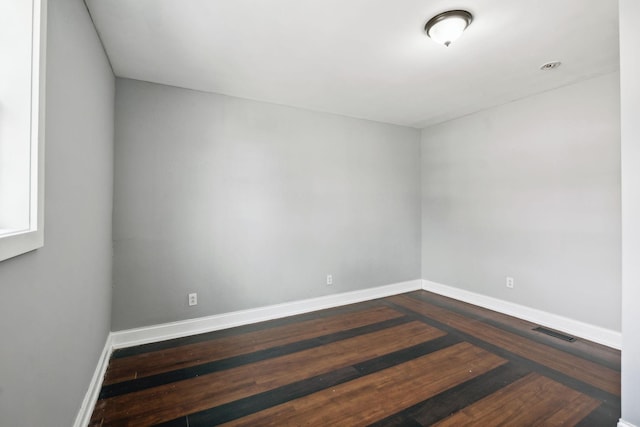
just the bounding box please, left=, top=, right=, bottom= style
left=0, top=0, right=47, bottom=261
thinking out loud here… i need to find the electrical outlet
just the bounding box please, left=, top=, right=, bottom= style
left=506, top=277, right=514, bottom=289
left=188, top=293, right=198, bottom=306
left=326, top=274, right=333, bottom=286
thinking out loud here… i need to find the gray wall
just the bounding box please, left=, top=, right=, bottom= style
left=421, top=73, right=621, bottom=331
left=0, top=0, right=114, bottom=426
left=112, top=79, right=421, bottom=331
left=620, top=0, right=640, bottom=424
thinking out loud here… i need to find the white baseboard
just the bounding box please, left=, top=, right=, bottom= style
left=111, top=279, right=422, bottom=349
left=619, top=420, right=638, bottom=427
left=422, top=280, right=621, bottom=349
left=73, top=333, right=113, bottom=427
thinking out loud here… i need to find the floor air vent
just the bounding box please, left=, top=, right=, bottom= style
left=533, top=327, right=576, bottom=342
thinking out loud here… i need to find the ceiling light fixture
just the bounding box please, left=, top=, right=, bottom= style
left=424, top=10, right=473, bottom=47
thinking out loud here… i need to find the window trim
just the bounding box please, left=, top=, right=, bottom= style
left=0, top=0, right=47, bottom=262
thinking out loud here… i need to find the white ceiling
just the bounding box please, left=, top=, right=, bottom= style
left=85, top=0, right=619, bottom=128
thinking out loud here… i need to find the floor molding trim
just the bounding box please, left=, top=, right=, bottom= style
left=111, top=279, right=422, bottom=350
left=619, top=420, right=638, bottom=427
left=422, top=279, right=621, bottom=349
left=73, top=333, right=113, bottom=427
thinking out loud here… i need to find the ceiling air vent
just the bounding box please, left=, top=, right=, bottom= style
left=540, top=61, right=562, bottom=70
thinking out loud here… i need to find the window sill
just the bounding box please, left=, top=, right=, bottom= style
left=0, top=229, right=44, bottom=262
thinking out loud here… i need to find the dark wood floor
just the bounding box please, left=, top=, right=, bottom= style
left=89, top=291, right=621, bottom=426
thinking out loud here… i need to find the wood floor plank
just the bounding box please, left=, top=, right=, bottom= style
left=390, top=294, right=620, bottom=396
left=91, top=321, right=444, bottom=426
left=370, top=362, right=531, bottom=426
left=411, top=291, right=621, bottom=370
left=434, top=373, right=600, bottom=426
left=100, top=317, right=411, bottom=400
left=222, top=342, right=506, bottom=426
left=104, top=306, right=403, bottom=385
left=173, top=335, right=462, bottom=426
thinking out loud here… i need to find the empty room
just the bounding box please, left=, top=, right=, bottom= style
left=1, top=0, right=639, bottom=426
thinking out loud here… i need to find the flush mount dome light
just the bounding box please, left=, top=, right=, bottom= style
left=425, top=10, right=473, bottom=47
